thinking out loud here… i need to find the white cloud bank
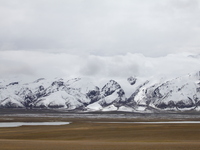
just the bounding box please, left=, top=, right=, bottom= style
left=0, top=51, right=199, bottom=82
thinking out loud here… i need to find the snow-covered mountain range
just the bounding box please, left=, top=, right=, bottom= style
left=0, top=71, right=200, bottom=112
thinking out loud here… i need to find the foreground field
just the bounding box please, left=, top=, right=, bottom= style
left=1, top=139, right=200, bottom=150
left=1, top=111, right=200, bottom=150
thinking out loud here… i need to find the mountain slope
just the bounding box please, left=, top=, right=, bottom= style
left=0, top=71, right=200, bottom=112
left=131, top=71, right=200, bottom=111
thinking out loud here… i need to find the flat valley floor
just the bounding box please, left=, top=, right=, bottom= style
left=1, top=109, right=200, bottom=150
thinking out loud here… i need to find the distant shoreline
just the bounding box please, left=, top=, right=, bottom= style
left=1, top=108, right=200, bottom=122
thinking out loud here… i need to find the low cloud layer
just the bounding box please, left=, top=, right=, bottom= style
left=0, top=51, right=199, bottom=83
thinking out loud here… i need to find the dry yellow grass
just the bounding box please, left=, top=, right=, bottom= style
left=1, top=139, right=200, bottom=150
left=1, top=116, right=200, bottom=150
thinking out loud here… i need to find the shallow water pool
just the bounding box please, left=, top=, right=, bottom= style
left=0, top=122, right=70, bottom=127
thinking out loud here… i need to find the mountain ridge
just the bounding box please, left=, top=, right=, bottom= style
left=0, top=71, right=200, bottom=112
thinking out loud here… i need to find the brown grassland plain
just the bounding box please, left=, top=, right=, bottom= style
left=0, top=115, right=200, bottom=150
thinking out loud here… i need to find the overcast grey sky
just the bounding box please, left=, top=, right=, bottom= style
left=0, top=0, right=200, bottom=81
left=0, top=0, right=200, bottom=56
